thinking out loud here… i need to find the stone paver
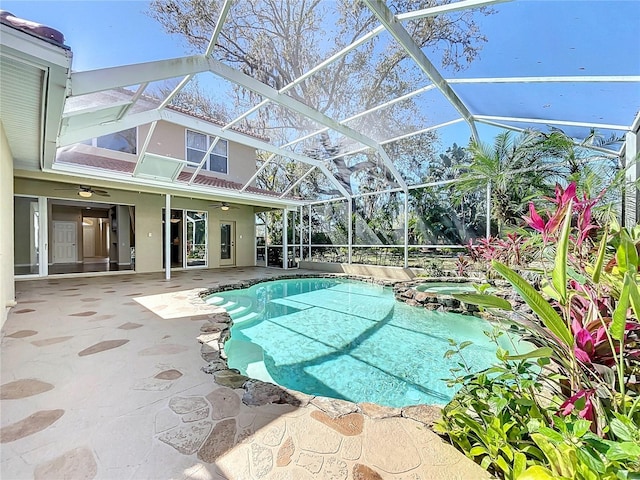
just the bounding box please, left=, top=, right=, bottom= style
left=1, top=268, right=492, bottom=479
left=158, top=421, right=213, bottom=455
left=0, top=379, right=54, bottom=399
left=33, top=447, right=97, bottom=480
left=0, top=409, right=65, bottom=443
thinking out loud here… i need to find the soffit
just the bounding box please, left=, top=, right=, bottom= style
left=0, top=22, right=71, bottom=171
left=0, top=55, right=43, bottom=165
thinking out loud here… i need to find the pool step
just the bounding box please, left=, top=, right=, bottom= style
left=233, top=312, right=259, bottom=323
left=206, top=296, right=226, bottom=305
left=219, top=301, right=236, bottom=309
left=226, top=305, right=247, bottom=316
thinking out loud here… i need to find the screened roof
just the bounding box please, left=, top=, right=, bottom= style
left=30, top=0, right=640, bottom=203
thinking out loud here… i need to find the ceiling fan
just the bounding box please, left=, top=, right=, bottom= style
left=55, top=185, right=110, bottom=198
left=210, top=202, right=238, bottom=211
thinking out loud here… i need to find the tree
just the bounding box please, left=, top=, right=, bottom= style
left=148, top=0, right=494, bottom=195
left=154, top=78, right=232, bottom=122
left=453, top=130, right=571, bottom=234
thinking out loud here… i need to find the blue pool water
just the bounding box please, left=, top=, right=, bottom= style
left=206, top=278, right=522, bottom=407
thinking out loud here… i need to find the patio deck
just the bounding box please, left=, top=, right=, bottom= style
left=1, top=268, right=490, bottom=479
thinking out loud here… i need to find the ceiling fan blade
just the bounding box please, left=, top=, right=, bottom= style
left=210, top=202, right=239, bottom=210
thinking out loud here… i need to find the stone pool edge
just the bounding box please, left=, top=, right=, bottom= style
left=194, top=273, right=528, bottom=424
left=195, top=273, right=445, bottom=426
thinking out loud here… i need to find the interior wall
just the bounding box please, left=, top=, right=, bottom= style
left=116, top=205, right=131, bottom=265
left=81, top=209, right=109, bottom=258
left=82, top=218, right=107, bottom=257
left=1, top=122, right=16, bottom=329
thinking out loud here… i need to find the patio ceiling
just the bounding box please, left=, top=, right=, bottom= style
left=54, top=0, right=640, bottom=203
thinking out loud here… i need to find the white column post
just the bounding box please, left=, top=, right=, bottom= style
left=404, top=193, right=409, bottom=269
left=38, top=196, right=48, bottom=277
left=292, top=208, right=297, bottom=267
left=165, top=194, right=171, bottom=280
left=265, top=213, right=270, bottom=267
left=347, top=199, right=353, bottom=264
left=486, top=182, right=492, bottom=239
left=624, top=131, right=639, bottom=226
left=283, top=209, right=288, bottom=269
left=308, top=204, right=312, bottom=261
left=299, top=206, right=303, bottom=266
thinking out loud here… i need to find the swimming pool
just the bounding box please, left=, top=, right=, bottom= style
left=206, top=278, right=522, bottom=407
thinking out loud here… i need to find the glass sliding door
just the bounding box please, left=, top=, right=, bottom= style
left=186, top=210, right=207, bottom=267
left=14, top=196, right=46, bottom=276
left=163, top=209, right=208, bottom=268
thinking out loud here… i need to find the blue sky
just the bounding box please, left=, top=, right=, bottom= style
left=3, top=0, right=638, bottom=151
left=2, top=1, right=185, bottom=71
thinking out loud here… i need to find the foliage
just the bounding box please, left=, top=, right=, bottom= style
left=148, top=0, right=494, bottom=195
left=466, top=233, right=529, bottom=267
left=453, top=130, right=571, bottom=233
left=437, top=182, right=640, bottom=479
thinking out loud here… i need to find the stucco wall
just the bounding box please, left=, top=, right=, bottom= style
left=139, top=121, right=185, bottom=159
left=137, top=121, right=257, bottom=186
left=13, top=198, right=31, bottom=267
left=13, top=177, right=257, bottom=274
left=1, top=122, right=16, bottom=329
left=228, top=142, right=257, bottom=187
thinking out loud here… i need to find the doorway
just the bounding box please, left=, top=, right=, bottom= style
left=163, top=209, right=208, bottom=268
left=220, top=221, right=235, bottom=266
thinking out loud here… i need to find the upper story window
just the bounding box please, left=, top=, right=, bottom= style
left=80, top=128, right=137, bottom=154
left=186, top=130, right=228, bottom=174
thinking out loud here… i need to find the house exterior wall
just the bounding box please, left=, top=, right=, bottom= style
left=13, top=198, right=31, bottom=267
left=228, top=142, right=257, bottom=187
left=136, top=121, right=257, bottom=186
left=13, top=177, right=257, bottom=274
left=138, top=121, right=184, bottom=159
left=1, top=121, right=16, bottom=329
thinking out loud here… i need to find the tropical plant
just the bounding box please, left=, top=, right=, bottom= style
left=452, top=130, right=571, bottom=233
left=437, top=182, right=640, bottom=479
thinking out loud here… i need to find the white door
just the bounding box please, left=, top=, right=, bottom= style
left=53, top=221, right=77, bottom=263
left=220, top=221, right=236, bottom=266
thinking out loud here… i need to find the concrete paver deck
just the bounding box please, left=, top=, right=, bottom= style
left=1, top=268, right=490, bottom=479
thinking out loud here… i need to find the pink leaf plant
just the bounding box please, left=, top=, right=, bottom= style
left=522, top=183, right=579, bottom=243
left=569, top=281, right=640, bottom=366
left=559, top=388, right=596, bottom=421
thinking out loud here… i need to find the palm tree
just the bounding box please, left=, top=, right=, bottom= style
left=453, top=130, right=571, bottom=235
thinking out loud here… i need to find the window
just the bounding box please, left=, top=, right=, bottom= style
left=80, top=128, right=137, bottom=154
left=186, top=130, right=228, bottom=174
